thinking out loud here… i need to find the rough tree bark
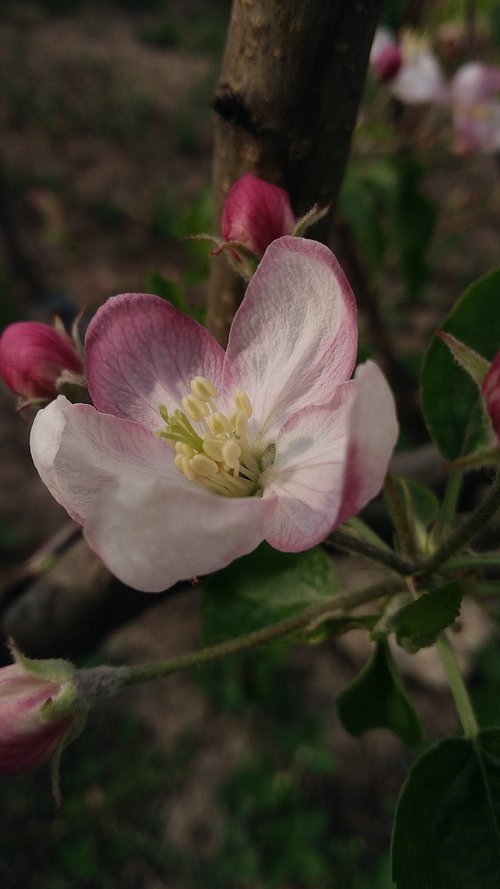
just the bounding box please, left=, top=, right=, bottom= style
left=207, top=0, right=382, bottom=344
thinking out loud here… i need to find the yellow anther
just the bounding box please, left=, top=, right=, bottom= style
left=191, top=453, right=219, bottom=476
left=175, top=441, right=194, bottom=459
left=190, top=376, right=217, bottom=401
left=159, top=379, right=261, bottom=497
left=234, top=390, right=252, bottom=419
left=202, top=438, right=226, bottom=461
left=182, top=394, right=210, bottom=421
left=233, top=410, right=248, bottom=438
left=175, top=454, right=197, bottom=481
left=208, top=412, right=232, bottom=434
left=222, top=440, right=242, bottom=469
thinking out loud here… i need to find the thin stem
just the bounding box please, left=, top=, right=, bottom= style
left=120, top=577, right=402, bottom=687
left=436, top=632, right=479, bottom=739
left=418, top=472, right=500, bottom=578
left=434, top=470, right=463, bottom=543
left=440, top=553, right=500, bottom=573
left=325, top=529, right=412, bottom=576
left=383, top=474, right=418, bottom=562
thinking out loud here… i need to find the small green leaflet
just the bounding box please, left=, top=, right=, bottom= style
left=392, top=730, right=500, bottom=888
left=389, top=581, right=463, bottom=654
left=421, top=267, right=500, bottom=460
left=336, top=641, right=422, bottom=748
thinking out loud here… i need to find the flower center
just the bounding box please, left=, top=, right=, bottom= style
left=157, top=376, right=261, bottom=497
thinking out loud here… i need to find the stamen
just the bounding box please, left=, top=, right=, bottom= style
left=221, top=440, right=241, bottom=469
left=208, top=412, right=232, bottom=434
left=233, top=410, right=248, bottom=438
left=191, top=453, right=219, bottom=477
left=191, top=376, right=217, bottom=401
left=235, top=390, right=252, bottom=419
left=182, top=394, right=210, bottom=421
left=157, top=376, right=266, bottom=498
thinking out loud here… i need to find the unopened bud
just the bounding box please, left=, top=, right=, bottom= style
left=0, top=321, right=83, bottom=403
left=0, top=645, right=84, bottom=777
left=370, top=27, right=402, bottom=82
left=482, top=352, right=500, bottom=444
left=221, top=173, right=296, bottom=258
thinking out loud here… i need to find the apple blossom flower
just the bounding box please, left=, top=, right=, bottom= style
left=450, top=62, right=500, bottom=154
left=370, top=27, right=447, bottom=106
left=221, top=173, right=296, bottom=258
left=0, top=647, right=81, bottom=775
left=30, top=237, right=398, bottom=593
left=0, top=321, right=83, bottom=403
left=482, top=352, right=500, bottom=443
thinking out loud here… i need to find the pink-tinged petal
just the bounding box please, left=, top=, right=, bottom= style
left=482, top=352, right=500, bottom=443
left=85, top=293, right=225, bottom=430
left=223, top=237, right=357, bottom=441
left=262, top=385, right=355, bottom=551
left=221, top=173, right=296, bottom=256
left=451, top=62, right=500, bottom=106
left=370, top=26, right=396, bottom=61
left=31, top=396, right=178, bottom=525
left=0, top=661, right=75, bottom=775
left=0, top=321, right=82, bottom=401
left=0, top=717, right=71, bottom=775
left=84, top=477, right=277, bottom=592
left=391, top=52, right=448, bottom=105
left=453, top=102, right=500, bottom=154
left=336, top=361, right=398, bottom=526
left=30, top=398, right=277, bottom=592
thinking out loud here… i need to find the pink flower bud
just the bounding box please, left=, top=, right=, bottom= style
left=221, top=173, right=296, bottom=257
left=482, top=352, right=500, bottom=443
left=0, top=656, right=79, bottom=775
left=370, top=27, right=403, bottom=82
left=0, top=321, right=82, bottom=402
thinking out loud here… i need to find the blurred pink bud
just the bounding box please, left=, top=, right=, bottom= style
left=0, top=653, right=79, bottom=775
left=370, top=28, right=402, bottom=81
left=221, top=173, right=296, bottom=257
left=371, top=28, right=447, bottom=105
left=451, top=62, right=500, bottom=154
left=482, top=353, right=500, bottom=443
left=0, top=321, right=82, bottom=402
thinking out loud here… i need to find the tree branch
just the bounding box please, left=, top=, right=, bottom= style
left=207, top=0, right=382, bottom=343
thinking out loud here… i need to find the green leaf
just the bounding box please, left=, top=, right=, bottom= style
left=392, top=730, right=500, bottom=888
left=145, top=270, right=188, bottom=312
left=402, top=477, right=439, bottom=531
left=421, top=267, right=500, bottom=460
left=336, top=641, right=422, bottom=748
left=389, top=581, right=463, bottom=653
left=202, top=544, right=337, bottom=645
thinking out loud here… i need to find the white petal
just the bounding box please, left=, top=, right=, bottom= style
left=84, top=476, right=276, bottom=592
left=336, top=361, right=399, bottom=525
left=262, top=385, right=355, bottom=551
left=223, top=237, right=357, bottom=443
left=31, top=396, right=277, bottom=592
left=391, top=52, right=447, bottom=105
left=30, top=396, right=180, bottom=524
